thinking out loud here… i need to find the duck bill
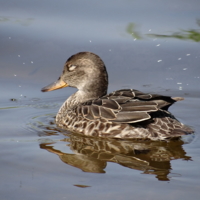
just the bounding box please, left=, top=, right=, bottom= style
left=41, top=79, right=68, bottom=92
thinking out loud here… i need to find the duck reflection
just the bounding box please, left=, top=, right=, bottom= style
left=39, top=133, right=191, bottom=181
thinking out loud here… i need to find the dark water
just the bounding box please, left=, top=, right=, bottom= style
left=1, top=0, right=200, bottom=199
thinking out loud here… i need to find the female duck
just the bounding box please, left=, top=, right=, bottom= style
left=41, top=52, right=193, bottom=140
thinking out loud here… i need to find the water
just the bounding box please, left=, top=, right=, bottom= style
left=0, top=0, right=200, bottom=199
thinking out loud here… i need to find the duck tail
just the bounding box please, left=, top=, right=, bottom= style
left=172, top=97, right=184, bottom=101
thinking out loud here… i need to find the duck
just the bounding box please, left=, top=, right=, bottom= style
left=41, top=52, right=193, bottom=140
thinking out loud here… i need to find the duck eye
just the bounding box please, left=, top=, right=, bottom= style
left=68, top=65, right=77, bottom=71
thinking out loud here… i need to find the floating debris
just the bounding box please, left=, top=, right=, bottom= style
left=10, top=98, right=17, bottom=101
left=74, top=184, right=91, bottom=188
left=143, top=84, right=151, bottom=87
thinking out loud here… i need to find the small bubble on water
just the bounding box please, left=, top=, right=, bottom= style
left=157, top=60, right=162, bottom=62
left=186, top=54, right=190, bottom=56
left=178, top=58, right=181, bottom=60
left=149, top=29, right=151, bottom=32
left=179, top=86, right=182, bottom=90
left=183, top=68, right=187, bottom=70
left=31, top=61, right=33, bottom=64
left=18, top=55, right=20, bottom=57
left=156, top=44, right=160, bottom=46
left=177, top=82, right=182, bottom=85
left=14, top=74, right=17, bottom=76
left=23, top=62, right=25, bottom=64
left=89, top=40, right=92, bottom=43
left=9, top=37, right=11, bottom=39
left=134, top=38, right=137, bottom=41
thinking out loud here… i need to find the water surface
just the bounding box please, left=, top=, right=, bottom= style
left=0, top=1, right=200, bottom=200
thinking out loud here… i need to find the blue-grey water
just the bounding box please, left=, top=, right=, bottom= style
left=0, top=1, right=200, bottom=200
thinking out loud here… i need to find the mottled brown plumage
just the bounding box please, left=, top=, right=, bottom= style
left=41, top=52, right=193, bottom=140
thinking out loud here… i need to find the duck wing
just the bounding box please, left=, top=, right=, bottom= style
left=104, top=89, right=178, bottom=110
left=74, top=89, right=181, bottom=124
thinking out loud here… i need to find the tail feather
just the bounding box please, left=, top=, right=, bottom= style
left=171, top=126, right=194, bottom=136
left=172, top=97, right=184, bottom=101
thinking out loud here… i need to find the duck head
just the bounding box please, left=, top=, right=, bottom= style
left=41, top=52, right=108, bottom=98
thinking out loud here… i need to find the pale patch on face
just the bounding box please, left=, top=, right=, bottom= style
left=68, top=65, right=77, bottom=71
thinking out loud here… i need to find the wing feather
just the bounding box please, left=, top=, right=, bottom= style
left=74, top=89, right=181, bottom=124
left=113, top=112, right=150, bottom=123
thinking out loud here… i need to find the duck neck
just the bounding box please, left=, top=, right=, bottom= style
left=61, top=81, right=108, bottom=112
left=72, top=86, right=107, bottom=108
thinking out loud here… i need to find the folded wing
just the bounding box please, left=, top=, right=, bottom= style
left=74, top=89, right=180, bottom=124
